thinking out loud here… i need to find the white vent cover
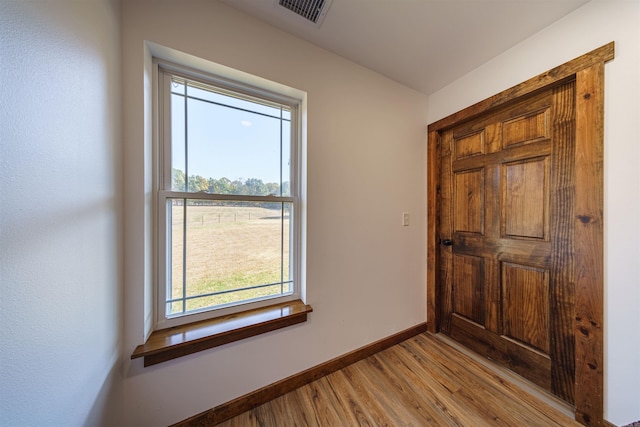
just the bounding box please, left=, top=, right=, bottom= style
left=277, top=0, right=333, bottom=27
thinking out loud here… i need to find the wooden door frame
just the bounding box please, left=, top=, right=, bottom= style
left=427, top=42, right=614, bottom=427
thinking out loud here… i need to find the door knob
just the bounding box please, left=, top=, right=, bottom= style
left=441, top=239, right=453, bottom=246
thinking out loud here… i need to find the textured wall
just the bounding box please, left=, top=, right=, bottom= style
left=0, top=1, right=123, bottom=425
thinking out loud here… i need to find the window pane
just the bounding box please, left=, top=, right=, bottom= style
left=171, top=93, right=186, bottom=191
left=283, top=202, right=292, bottom=285
left=182, top=97, right=284, bottom=195
left=166, top=199, right=293, bottom=316
left=168, top=199, right=185, bottom=315
left=281, top=119, right=291, bottom=197
left=170, top=79, right=185, bottom=95
left=187, top=84, right=285, bottom=119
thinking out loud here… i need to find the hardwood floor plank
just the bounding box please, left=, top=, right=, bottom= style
left=376, top=345, right=470, bottom=426
left=278, top=389, right=315, bottom=426
left=427, top=334, right=581, bottom=426
left=253, top=401, right=280, bottom=426
left=368, top=350, right=460, bottom=426
left=349, top=358, right=425, bottom=426
left=392, top=339, right=492, bottom=426
left=215, top=333, right=582, bottom=426
left=339, top=365, right=396, bottom=426
left=261, top=395, right=289, bottom=426
left=417, top=334, right=573, bottom=426
left=314, top=375, right=367, bottom=426
left=267, top=394, right=301, bottom=426
left=293, top=381, right=339, bottom=426
left=326, top=370, right=376, bottom=426
left=409, top=336, right=549, bottom=426
left=227, top=409, right=254, bottom=427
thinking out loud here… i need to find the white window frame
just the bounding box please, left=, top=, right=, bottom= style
left=154, top=59, right=303, bottom=330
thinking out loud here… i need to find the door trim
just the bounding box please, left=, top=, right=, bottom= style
left=427, top=42, right=614, bottom=426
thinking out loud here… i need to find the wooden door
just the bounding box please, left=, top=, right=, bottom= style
left=439, top=82, right=576, bottom=403
left=428, top=43, right=613, bottom=425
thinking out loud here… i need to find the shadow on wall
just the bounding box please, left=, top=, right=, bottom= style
left=83, top=359, right=123, bottom=427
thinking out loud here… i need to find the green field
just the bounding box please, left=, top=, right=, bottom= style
left=168, top=204, right=291, bottom=313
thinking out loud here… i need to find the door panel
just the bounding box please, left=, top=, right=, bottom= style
left=449, top=312, right=552, bottom=390
left=454, top=169, right=485, bottom=234
left=454, top=130, right=485, bottom=160
left=503, top=157, right=549, bottom=240
left=502, top=108, right=550, bottom=148
left=452, top=254, right=485, bottom=325
left=501, top=262, right=550, bottom=354
left=440, top=82, right=576, bottom=403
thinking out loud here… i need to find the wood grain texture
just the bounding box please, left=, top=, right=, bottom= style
left=173, top=323, right=427, bottom=427
left=439, top=129, right=454, bottom=334
left=452, top=254, right=485, bottom=324
left=131, top=300, right=312, bottom=366
left=427, top=129, right=441, bottom=333
left=502, top=108, right=550, bottom=147
left=454, top=130, right=485, bottom=160
left=549, top=80, right=577, bottom=404
left=209, top=333, right=582, bottom=427
left=450, top=313, right=552, bottom=391
left=443, top=87, right=558, bottom=395
left=454, top=169, right=485, bottom=234
left=503, top=157, right=548, bottom=239
left=501, top=263, right=550, bottom=353
left=427, top=42, right=614, bottom=133
left=573, top=63, right=605, bottom=427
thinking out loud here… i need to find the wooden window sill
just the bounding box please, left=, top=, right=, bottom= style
left=131, top=300, right=312, bottom=367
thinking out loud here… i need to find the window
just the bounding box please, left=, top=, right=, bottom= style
left=155, top=62, right=301, bottom=329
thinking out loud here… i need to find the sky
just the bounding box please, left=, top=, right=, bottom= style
left=170, top=82, right=291, bottom=185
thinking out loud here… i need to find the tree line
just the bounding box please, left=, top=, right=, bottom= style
left=172, top=168, right=289, bottom=196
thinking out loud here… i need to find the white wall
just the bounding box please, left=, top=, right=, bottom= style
left=0, top=1, right=124, bottom=426
left=121, top=1, right=428, bottom=426
left=428, top=1, right=640, bottom=425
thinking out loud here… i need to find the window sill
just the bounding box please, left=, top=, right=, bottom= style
left=131, top=300, right=312, bottom=367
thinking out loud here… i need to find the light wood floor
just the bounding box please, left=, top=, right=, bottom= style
left=216, top=332, right=582, bottom=426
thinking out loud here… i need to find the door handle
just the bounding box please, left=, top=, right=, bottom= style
left=441, top=239, right=453, bottom=246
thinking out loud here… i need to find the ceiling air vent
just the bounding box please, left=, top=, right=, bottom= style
left=277, top=0, right=333, bottom=27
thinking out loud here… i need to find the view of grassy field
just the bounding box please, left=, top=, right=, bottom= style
left=168, top=203, right=291, bottom=313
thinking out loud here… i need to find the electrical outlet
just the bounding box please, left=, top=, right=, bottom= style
left=402, top=212, right=410, bottom=226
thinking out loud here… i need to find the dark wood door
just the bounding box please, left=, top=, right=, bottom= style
left=439, top=81, right=576, bottom=403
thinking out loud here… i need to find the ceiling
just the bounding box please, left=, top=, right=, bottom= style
left=218, top=0, right=590, bottom=95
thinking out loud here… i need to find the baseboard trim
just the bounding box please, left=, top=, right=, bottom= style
left=171, top=322, right=428, bottom=426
